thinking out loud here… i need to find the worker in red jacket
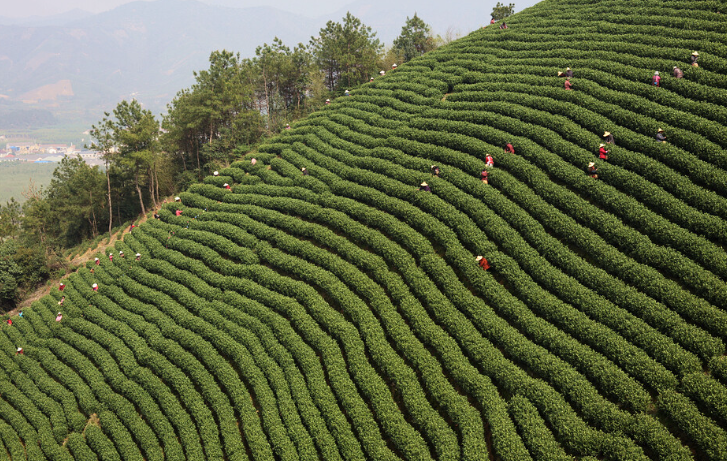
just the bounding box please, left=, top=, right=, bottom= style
left=505, top=142, right=515, bottom=154
left=564, top=78, right=573, bottom=90
left=59, top=282, right=66, bottom=292
left=476, top=255, right=490, bottom=270
left=481, top=169, right=489, bottom=184
left=599, top=143, right=609, bottom=160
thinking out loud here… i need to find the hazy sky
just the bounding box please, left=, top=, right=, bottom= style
left=1, top=0, right=351, bottom=18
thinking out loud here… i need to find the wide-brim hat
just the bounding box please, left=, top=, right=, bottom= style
left=475, top=255, right=483, bottom=261
left=326, top=99, right=330, bottom=102
left=421, top=182, right=428, bottom=186
left=658, top=128, right=664, bottom=132
left=119, top=251, right=123, bottom=255
left=174, top=197, right=180, bottom=201
left=603, top=131, right=611, bottom=136
left=301, top=167, right=306, bottom=171
left=655, top=71, right=659, bottom=75
left=566, top=67, right=571, bottom=70
left=223, top=183, right=229, bottom=187
left=692, top=51, right=699, bottom=56
left=136, top=253, right=141, bottom=257
left=392, top=63, right=398, bottom=68
left=94, top=258, right=99, bottom=261
left=588, top=162, right=595, bottom=167
left=213, top=171, right=219, bottom=175
left=599, top=143, right=605, bottom=147
left=92, top=283, right=98, bottom=287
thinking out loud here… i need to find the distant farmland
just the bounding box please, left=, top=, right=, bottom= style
left=0, top=162, right=56, bottom=204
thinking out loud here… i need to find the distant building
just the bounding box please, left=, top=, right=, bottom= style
left=4, top=143, right=75, bottom=154
left=78, top=151, right=98, bottom=159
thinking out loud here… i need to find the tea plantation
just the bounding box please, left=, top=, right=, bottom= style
left=2, top=0, right=726, bottom=459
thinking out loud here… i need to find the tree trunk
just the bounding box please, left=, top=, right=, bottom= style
left=116, top=195, right=121, bottom=225
left=90, top=190, right=98, bottom=237
left=106, top=159, right=113, bottom=237
left=195, top=142, right=201, bottom=178
left=154, top=162, right=160, bottom=207
left=135, top=171, right=146, bottom=216
left=148, top=164, right=157, bottom=209
left=263, top=71, right=271, bottom=130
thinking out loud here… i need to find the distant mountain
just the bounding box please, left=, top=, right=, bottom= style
left=0, top=0, right=317, bottom=127
left=201, top=0, right=351, bottom=19
left=0, top=9, right=93, bottom=27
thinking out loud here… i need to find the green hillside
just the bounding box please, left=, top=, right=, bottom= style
left=2, top=0, right=727, bottom=459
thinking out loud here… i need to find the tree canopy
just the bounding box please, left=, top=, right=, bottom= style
left=393, top=14, right=437, bottom=63
left=492, top=2, right=515, bottom=21
left=310, top=12, right=382, bottom=92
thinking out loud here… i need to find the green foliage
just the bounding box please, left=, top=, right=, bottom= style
left=392, top=14, right=437, bottom=63
left=162, top=50, right=265, bottom=179
left=251, top=38, right=319, bottom=130
left=45, top=155, right=107, bottom=246
left=491, top=2, right=515, bottom=21
left=309, top=13, right=383, bottom=92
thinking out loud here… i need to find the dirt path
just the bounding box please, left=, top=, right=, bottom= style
left=9, top=199, right=167, bottom=315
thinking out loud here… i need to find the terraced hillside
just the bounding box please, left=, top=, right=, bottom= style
left=3, top=0, right=727, bottom=459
